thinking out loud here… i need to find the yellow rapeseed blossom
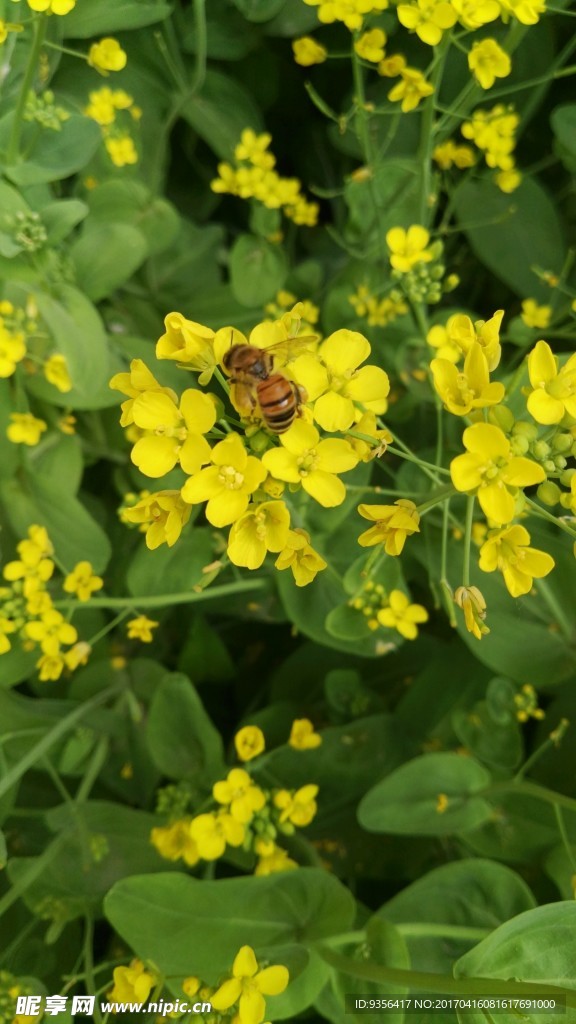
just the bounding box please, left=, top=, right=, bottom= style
left=63, top=562, right=104, bottom=602
left=88, top=38, right=128, bottom=75
left=388, top=68, right=434, bottom=112
left=461, top=105, right=519, bottom=171
left=354, top=28, right=387, bottom=62
left=289, top=718, right=322, bottom=749
left=108, top=960, right=157, bottom=1004
left=514, top=683, right=545, bottom=722
left=397, top=0, right=457, bottom=45
left=377, top=590, right=428, bottom=639
left=521, top=299, right=552, bottom=328
left=0, top=325, right=26, bottom=377
left=262, top=420, right=358, bottom=508
left=386, top=225, right=433, bottom=272
left=43, top=353, right=72, bottom=392
left=26, top=0, right=76, bottom=13
left=227, top=501, right=291, bottom=570
left=494, top=168, right=521, bottom=192
left=25, top=609, right=78, bottom=655
left=130, top=388, right=216, bottom=478
left=181, top=433, right=266, bottom=527
left=348, top=285, right=408, bottom=326
left=302, top=0, right=390, bottom=31
left=274, top=784, right=319, bottom=826
left=126, top=615, right=158, bottom=642
left=189, top=811, right=245, bottom=860
left=210, top=946, right=289, bottom=1024
left=426, top=324, right=461, bottom=363
left=122, top=490, right=192, bottom=550
left=468, top=39, right=511, bottom=90
left=274, top=528, right=327, bottom=586
left=431, top=342, right=505, bottom=416
left=105, top=135, right=138, bottom=167
left=454, top=585, right=490, bottom=639
left=150, top=820, right=199, bottom=866
left=445, top=309, right=504, bottom=370
left=433, top=140, right=476, bottom=170
left=450, top=423, right=545, bottom=524
left=254, top=839, right=298, bottom=875
left=7, top=413, right=47, bottom=446
left=526, top=341, right=576, bottom=424
left=450, top=0, right=500, bottom=27
left=292, top=36, right=328, bottom=66
left=213, top=768, right=266, bottom=824
left=479, top=524, right=555, bottom=597
left=357, top=500, right=420, bottom=555
left=235, top=725, right=265, bottom=762
left=499, top=0, right=546, bottom=23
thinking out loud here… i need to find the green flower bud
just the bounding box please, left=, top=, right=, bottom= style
left=552, top=433, right=573, bottom=453
left=532, top=440, right=550, bottom=460
left=537, top=481, right=561, bottom=506
left=514, top=420, right=538, bottom=440
left=543, top=458, right=556, bottom=474
left=554, top=454, right=567, bottom=470
left=490, top=406, right=515, bottom=432
left=560, top=468, right=576, bottom=488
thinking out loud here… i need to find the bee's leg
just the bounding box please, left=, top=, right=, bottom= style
left=293, top=382, right=308, bottom=415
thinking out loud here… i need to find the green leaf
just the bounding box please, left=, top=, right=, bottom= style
left=126, top=528, right=214, bottom=597
left=61, top=0, right=172, bottom=36
left=70, top=224, right=148, bottom=302
left=86, top=181, right=180, bottom=255
left=177, top=615, right=235, bottom=684
left=358, top=752, right=493, bottom=836
left=378, top=860, right=536, bottom=974
left=230, top=233, right=288, bottom=307
left=146, top=673, right=226, bottom=785
left=454, top=903, right=576, bottom=1016
left=0, top=474, right=111, bottom=573
left=40, top=199, right=89, bottom=246
left=4, top=116, right=101, bottom=186
left=453, top=177, right=565, bottom=300
left=551, top=104, right=576, bottom=171
left=317, top=920, right=409, bottom=1024
left=181, top=69, right=263, bottom=159
left=232, top=0, right=287, bottom=22
left=104, top=868, right=356, bottom=991
left=35, top=285, right=110, bottom=398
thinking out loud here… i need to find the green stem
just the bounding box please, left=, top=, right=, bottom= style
left=53, top=579, right=266, bottom=611
left=84, top=916, right=103, bottom=1024
left=487, top=779, right=576, bottom=817
left=462, top=495, right=475, bottom=587
left=351, top=40, right=387, bottom=267
left=418, top=36, right=449, bottom=226
left=535, top=577, right=574, bottom=642
left=386, top=445, right=450, bottom=480
left=190, top=0, right=207, bottom=94
left=85, top=607, right=133, bottom=648
left=317, top=947, right=576, bottom=1006
left=440, top=498, right=456, bottom=626
left=6, top=15, right=46, bottom=165
left=514, top=718, right=570, bottom=782
left=553, top=802, right=576, bottom=875
left=416, top=484, right=457, bottom=514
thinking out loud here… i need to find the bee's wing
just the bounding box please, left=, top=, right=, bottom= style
left=230, top=380, right=256, bottom=417
left=264, top=334, right=319, bottom=366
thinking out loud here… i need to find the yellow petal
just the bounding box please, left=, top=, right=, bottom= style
left=478, top=482, right=515, bottom=524
left=211, top=978, right=243, bottom=1011
left=180, top=389, right=217, bottom=434
left=320, top=329, right=370, bottom=375
left=206, top=490, right=249, bottom=527
left=345, top=365, right=390, bottom=404
left=313, top=391, right=356, bottom=432
left=527, top=340, right=557, bottom=387
left=256, top=965, right=289, bottom=996
left=290, top=353, right=329, bottom=401
left=233, top=946, right=259, bottom=979
left=132, top=392, right=180, bottom=430
left=450, top=452, right=483, bottom=492
left=280, top=419, right=319, bottom=455
left=501, top=456, right=544, bottom=487
left=131, top=436, right=179, bottom=478
left=261, top=448, right=301, bottom=483
left=303, top=470, right=346, bottom=507
left=527, top=389, right=564, bottom=425
left=316, top=438, right=358, bottom=473
left=463, top=422, right=509, bottom=459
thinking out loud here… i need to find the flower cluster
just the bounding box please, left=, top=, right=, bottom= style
left=386, top=225, right=448, bottom=303
left=0, top=526, right=100, bottom=680
left=211, top=130, right=319, bottom=227
left=461, top=104, right=521, bottom=192
left=0, top=298, right=72, bottom=396
left=151, top=726, right=320, bottom=876
left=349, top=580, right=429, bottom=638
left=111, top=303, right=391, bottom=584
left=84, top=87, right=140, bottom=167
left=301, top=0, right=390, bottom=31
left=348, top=284, right=408, bottom=327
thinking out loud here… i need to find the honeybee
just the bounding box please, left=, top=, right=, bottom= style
left=222, top=337, right=314, bottom=434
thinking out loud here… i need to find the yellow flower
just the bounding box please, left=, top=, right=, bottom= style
left=468, top=39, right=511, bottom=89
left=426, top=324, right=461, bottom=363
left=181, top=433, right=266, bottom=527
left=36, top=652, right=66, bottom=681
left=131, top=388, right=216, bottom=479
left=262, top=420, right=358, bottom=508
left=0, top=326, right=26, bottom=377
left=461, top=105, right=519, bottom=171
left=378, top=53, right=407, bottom=77
left=122, top=491, right=192, bottom=549
left=388, top=68, right=434, bottom=112
left=0, top=615, right=16, bottom=654
left=63, top=562, right=104, bottom=602
left=156, top=312, right=218, bottom=384
left=298, top=329, right=390, bottom=431
left=213, top=768, right=266, bottom=824
left=108, top=960, right=156, bottom=1004
left=377, top=589, right=428, bottom=639
left=26, top=0, right=76, bottom=12
left=211, top=946, right=289, bottom=1024
left=450, top=423, right=545, bottom=524
left=446, top=309, right=504, bottom=370
left=498, top=0, right=546, bottom=23
left=25, top=608, right=78, bottom=655
left=292, top=36, right=328, bottom=66
left=182, top=977, right=201, bottom=997
left=302, top=0, right=390, bottom=31
left=289, top=718, right=322, bottom=750
left=235, top=129, right=275, bottom=169
left=227, top=501, right=291, bottom=570
left=397, top=0, right=457, bottom=44
left=357, top=499, right=420, bottom=554
left=432, top=140, right=475, bottom=170
left=454, top=585, right=489, bottom=639
left=431, top=342, right=505, bottom=416
left=386, top=225, right=433, bottom=273
left=526, top=341, right=576, bottom=424
left=88, top=38, right=127, bottom=75
left=347, top=411, right=392, bottom=461
left=126, top=615, right=158, bottom=642
left=450, top=0, right=500, bottom=27
left=105, top=135, right=138, bottom=167
left=354, top=28, right=386, bottom=62
left=7, top=413, right=47, bottom=446
left=109, top=357, right=177, bottom=427
left=235, top=725, right=265, bottom=762
left=43, top=353, right=72, bottom=392
left=85, top=87, right=118, bottom=126
left=150, top=820, right=199, bottom=866
left=479, top=524, right=555, bottom=597
left=63, top=641, right=91, bottom=671
left=254, top=841, right=298, bottom=875
left=521, top=299, right=551, bottom=329
left=494, top=167, right=522, bottom=193
left=275, top=784, right=319, bottom=826
left=514, top=683, right=545, bottom=722
left=189, top=811, right=245, bottom=860
left=274, top=528, right=327, bottom=586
